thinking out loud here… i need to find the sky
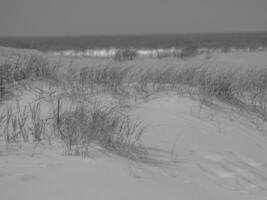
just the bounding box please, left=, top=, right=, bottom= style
left=0, top=0, right=267, bottom=36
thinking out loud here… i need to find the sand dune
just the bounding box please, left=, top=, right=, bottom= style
left=1, top=48, right=267, bottom=199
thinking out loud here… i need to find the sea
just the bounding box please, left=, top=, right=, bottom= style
left=0, top=32, right=267, bottom=57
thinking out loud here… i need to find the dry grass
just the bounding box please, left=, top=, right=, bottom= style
left=0, top=53, right=60, bottom=101
left=49, top=57, right=267, bottom=122
left=54, top=99, right=146, bottom=159
left=2, top=52, right=267, bottom=119
left=1, top=50, right=267, bottom=158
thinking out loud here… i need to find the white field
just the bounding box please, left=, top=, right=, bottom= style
left=1, top=47, right=267, bottom=200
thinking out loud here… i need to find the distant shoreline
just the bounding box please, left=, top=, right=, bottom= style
left=0, top=32, right=267, bottom=52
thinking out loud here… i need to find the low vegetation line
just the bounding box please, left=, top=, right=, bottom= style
left=1, top=52, right=267, bottom=158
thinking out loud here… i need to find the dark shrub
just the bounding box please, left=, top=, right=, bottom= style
left=180, top=46, right=198, bottom=59
left=114, top=48, right=137, bottom=61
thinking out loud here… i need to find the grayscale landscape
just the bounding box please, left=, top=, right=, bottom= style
left=1, top=0, right=267, bottom=200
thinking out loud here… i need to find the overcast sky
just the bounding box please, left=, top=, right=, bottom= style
left=0, top=0, right=267, bottom=36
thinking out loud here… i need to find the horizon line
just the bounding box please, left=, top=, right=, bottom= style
left=1, top=30, right=267, bottom=39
